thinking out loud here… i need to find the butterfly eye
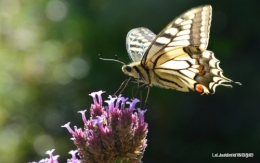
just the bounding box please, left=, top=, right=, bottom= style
left=125, top=66, right=132, bottom=72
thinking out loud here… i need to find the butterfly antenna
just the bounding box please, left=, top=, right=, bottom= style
left=98, top=54, right=126, bottom=65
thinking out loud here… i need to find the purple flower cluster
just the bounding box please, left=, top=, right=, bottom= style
left=30, top=91, right=148, bottom=163
left=63, top=91, right=148, bottom=163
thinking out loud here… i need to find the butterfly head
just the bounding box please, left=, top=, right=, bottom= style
left=122, top=63, right=141, bottom=80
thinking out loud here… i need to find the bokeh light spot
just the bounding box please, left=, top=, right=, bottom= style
left=0, top=71, right=14, bottom=95
left=24, top=55, right=46, bottom=79
left=7, top=29, right=39, bottom=50
left=67, top=57, right=89, bottom=79
left=46, top=0, right=68, bottom=22
left=39, top=40, right=63, bottom=62
left=53, top=63, right=72, bottom=84
left=0, top=0, right=20, bottom=18
left=0, top=128, right=19, bottom=163
left=33, top=134, right=54, bottom=155
left=44, top=112, right=64, bottom=133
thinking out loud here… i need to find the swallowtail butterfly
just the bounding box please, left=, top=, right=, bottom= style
left=121, top=5, right=241, bottom=94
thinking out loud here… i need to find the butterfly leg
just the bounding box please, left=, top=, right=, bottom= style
left=131, top=82, right=147, bottom=98
left=140, top=86, right=150, bottom=109
left=113, top=77, right=132, bottom=95
left=145, top=86, right=150, bottom=103
left=130, top=81, right=149, bottom=109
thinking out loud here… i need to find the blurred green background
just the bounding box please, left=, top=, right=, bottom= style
left=0, top=0, right=259, bottom=162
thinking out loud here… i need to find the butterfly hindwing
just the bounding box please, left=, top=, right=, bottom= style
left=126, top=27, right=156, bottom=62
left=152, top=47, right=235, bottom=94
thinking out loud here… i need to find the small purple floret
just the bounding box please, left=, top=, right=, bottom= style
left=67, top=150, right=80, bottom=163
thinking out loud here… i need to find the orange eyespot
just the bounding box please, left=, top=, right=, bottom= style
left=199, top=70, right=205, bottom=75
left=198, top=65, right=205, bottom=75
left=195, top=84, right=204, bottom=93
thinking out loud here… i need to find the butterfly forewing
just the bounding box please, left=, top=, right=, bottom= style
left=126, top=27, right=156, bottom=62
left=142, top=5, right=212, bottom=65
